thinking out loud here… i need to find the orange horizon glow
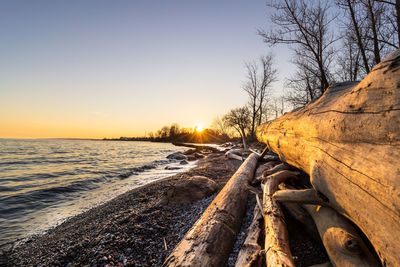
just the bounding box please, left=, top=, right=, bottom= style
left=193, top=123, right=204, bottom=133
left=0, top=120, right=210, bottom=140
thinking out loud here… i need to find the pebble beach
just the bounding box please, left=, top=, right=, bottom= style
left=2, top=151, right=241, bottom=266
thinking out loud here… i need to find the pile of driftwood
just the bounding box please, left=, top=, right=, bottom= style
left=163, top=150, right=378, bottom=266
left=163, top=50, right=400, bottom=266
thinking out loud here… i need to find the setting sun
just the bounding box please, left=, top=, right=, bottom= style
left=193, top=123, right=204, bottom=133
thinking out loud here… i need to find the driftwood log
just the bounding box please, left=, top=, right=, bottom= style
left=163, top=153, right=259, bottom=266
left=257, top=49, right=400, bottom=266
left=278, top=184, right=321, bottom=242
left=225, top=150, right=244, bottom=161
left=274, top=188, right=329, bottom=206
left=277, top=183, right=379, bottom=266
left=304, top=205, right=380, bottom=267
left=264, top=163, right=292, bottom=177
left=262, top=170, right=299, bottom=267
left=254, top=161, right=280, bottom=181
left=235, top=204, right=263, bottom=267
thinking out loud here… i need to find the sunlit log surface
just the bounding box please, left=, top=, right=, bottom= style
left=163, top=153, right=259, bottom=266
left=257, top=49, right=400, bottom=266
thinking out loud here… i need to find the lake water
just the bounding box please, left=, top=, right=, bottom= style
left=0, top=139, right=194, bottom=248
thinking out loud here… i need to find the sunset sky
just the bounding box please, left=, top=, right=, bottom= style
left=0, top=0, right=293, bottom=139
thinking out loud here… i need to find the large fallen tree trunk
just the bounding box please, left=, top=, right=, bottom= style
left=257, top=49, right=400, bottom=266
left=163, top=153, right=259, bottom=266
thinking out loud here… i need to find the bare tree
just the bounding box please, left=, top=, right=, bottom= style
left=337, top=0, right=397, bottom=76
left=376, top=0, right=400, bottom=48
left=285, top=67, right=321, bottom=107
left=243, top=61, right=259, bottom=139
left=223, top=107, right=251, bottom=149
left=258, top=55, right=278, bottom=125
left=259, top=0, right=337, bottom=96
left=335, top=29, right=363, bottom=81
left=268, top=96, right=288, bottom=119
left=337, top=0, right=372, bottom=73
left=243, top=54, right=277, bottom=138
left=211, top=116, right=231, bottom=137
left=285, top=54, right=325, bottom=106
left=361, top=0, right=383, bottom=64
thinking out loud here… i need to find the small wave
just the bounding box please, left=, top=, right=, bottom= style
left=52, top=151, right=69, bottom=154
left=153, top=159, right=170, bottom=165
left=1, top=177, right=105, bottom=206
left=118, top=172, right=137, bottom=179
left=117, top=163, right=159, bottom=179
left=1, top=171, right=77, bottom=183
left=0, top=186, right=18, bottom=192
left=0, top=161, right=34, bottom=166
left=0, top=158, right=85, bottom=166
left=132, top=164, right=156, bottom=172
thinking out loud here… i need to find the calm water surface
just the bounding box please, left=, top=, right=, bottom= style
left=0, top=139, right=193, bottom=247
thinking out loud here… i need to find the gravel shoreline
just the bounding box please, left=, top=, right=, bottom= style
left=2, top=152, right=241, bottom=266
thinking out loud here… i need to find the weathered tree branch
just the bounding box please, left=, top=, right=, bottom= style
left=262, top=170, right=299, bottom=267
left=263, top=163, right=292, bottom=177
left=235, top=204, right=264, bottom=267
left=273, top=188, right=329, bottom=206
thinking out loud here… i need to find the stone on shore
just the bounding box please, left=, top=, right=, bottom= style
left=165, top=166, right=181, bottom=170
left=183, top=149, right=196, bottom=155
left=187, top=155, right=197, bottom=161
left=166, top=152, right=187, bottom=160
left=164, top=176, right=218, bottom=203
left=194, top=152, right=204, bottom=158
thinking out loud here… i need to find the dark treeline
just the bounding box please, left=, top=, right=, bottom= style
left=104, top=123, right=237, bottom=144
left=147, top=123, right=232, bottom=143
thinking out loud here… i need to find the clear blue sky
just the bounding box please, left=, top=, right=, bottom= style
left=0, top=0, right=293, bottom=138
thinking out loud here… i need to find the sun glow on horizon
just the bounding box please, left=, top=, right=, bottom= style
left=193, top=123, right=204, bottom=133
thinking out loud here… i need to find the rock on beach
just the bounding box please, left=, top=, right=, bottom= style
left=166, top=152, right=187, bottom=160
left=162, top=175, right=218, bottom=204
